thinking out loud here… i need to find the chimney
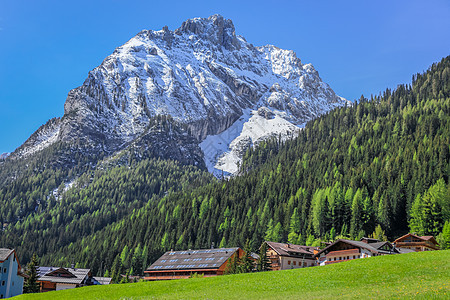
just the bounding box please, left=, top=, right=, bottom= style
left=71, top=263, right=75, bottom=269
left=211, top=242, right=215, bottom=249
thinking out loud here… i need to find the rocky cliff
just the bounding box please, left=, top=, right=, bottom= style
left=9, top=14, right=348, bottom=175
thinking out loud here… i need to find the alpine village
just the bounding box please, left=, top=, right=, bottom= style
left=1, top=10, right=450, bottom=300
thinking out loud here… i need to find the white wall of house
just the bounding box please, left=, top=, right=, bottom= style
left=55, top=283, right=77, bottom=291
left=280, top=256, right=316, bottom=270
left=319, top=247, right=377, bottom=265
left=361, top=248, right=374, bottom=258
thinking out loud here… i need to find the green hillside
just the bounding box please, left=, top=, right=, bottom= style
left=17, top=250, right=450, bottom=299
left=26, top=56, right=450, bottom=277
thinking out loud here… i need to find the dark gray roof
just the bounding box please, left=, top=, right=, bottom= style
left=360, top=237, right=381, bottom=243
left=0, top=248, right=14, bottom=261
left=148, top=248, right=239, bottom=271
left=314, top=239, right=399, bottom=257
left=265, top=241, right=318, bottom=258
left=37, top=266, right=90, bottom=285
left=93, top=277, right=112, bottom=285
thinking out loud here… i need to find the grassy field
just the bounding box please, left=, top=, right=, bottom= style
left=17, top=250, right=450, bottom=299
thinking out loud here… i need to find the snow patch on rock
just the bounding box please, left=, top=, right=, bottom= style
left=200, top=107, right=302, bottom=176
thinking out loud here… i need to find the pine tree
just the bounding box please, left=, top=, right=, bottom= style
left=219, top=236, right=227, bottom=248
left=131, top=244, right=143, bottom=276
left=120, top=245, right=129, bottom=270
left=272, top=222, right=283, bottom=242
left=111, top=254, right=123, bottom=283
left=288, top=208, right=301, bottom=243
left=23, top=253, right=40, bottom=293
left=371, top=224, right=387, bottom=241
left=350, top=189, right=363, bottom=238
left=256, top=242, right=271, bottom=272
left=240, top=240, right=254, bottom=273
left=141, top=245, right=149, bottom=271
left=265, top=219, right=274, bottom=241
left=440, top=221, right=450, bottom=250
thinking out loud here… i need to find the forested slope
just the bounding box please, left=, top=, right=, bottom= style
left=0, top=157, right=211, bottom=264
left=1, top=57, right=449, bottom=279
left=27, top=56, right=450, bottom=278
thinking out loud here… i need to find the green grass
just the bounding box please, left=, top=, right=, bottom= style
left=17, top=250, right=450, bottom=299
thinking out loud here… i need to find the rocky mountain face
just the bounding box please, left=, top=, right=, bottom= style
left=8, top=14, right=348, bottom=175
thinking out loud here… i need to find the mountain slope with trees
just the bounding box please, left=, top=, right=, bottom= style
left=1, top=56, right=449, bottom=279
left=7, top=56, right=446, bottom=278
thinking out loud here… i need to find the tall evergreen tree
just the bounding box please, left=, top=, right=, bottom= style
left=23, top=253, right=40, bottom=293
left=240, top=240, right=254, bottom=273
left=288, top=208, right=301, bottom=243
left=439, top=221, right=450, bottom=250
left=256, top=243, right=271, bottom=272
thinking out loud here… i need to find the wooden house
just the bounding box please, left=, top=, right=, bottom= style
left=314, top=239, right=408, bottom=266
left=144, top=247, right=243, bottom=280
left=393, top=233, right=439, bottom=251
left=0, top=248, right=25, bottom=298
left=263, top=241, right=318, bottom=270
left=36, top=266, right=93, bottom=292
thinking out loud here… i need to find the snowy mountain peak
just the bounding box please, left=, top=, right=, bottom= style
left=11, top=15, right=349, bottom=175
left=175, top=14, right=240, bottom=51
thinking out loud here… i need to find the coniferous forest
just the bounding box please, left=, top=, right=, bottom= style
left=1, top=56, right=450, bottom=279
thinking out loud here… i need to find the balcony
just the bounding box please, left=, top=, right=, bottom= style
left=395, top=241, right=438, bottom=250
left=326, top=248, right=360, bottom=258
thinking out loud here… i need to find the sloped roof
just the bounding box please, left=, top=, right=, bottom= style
left=421, top=236, right=437, bottom=243
left=360, top=237, right=381, bottom=243
left=147, top=248, right=239, bottom=271
left=93, top=277, right=112, bottom=285
left=369, top=241, right=387, bottom=248
left=37, top=266, right=90, bottom=285
left=314, top=239, right=391, bottom=257
left=370, top=241, right=399, bottom=254
left=0, top=248, right=14, bottom=261
left=393, top=233, right=438, bottom=244
left=265, top=241, right=318, bottom=257
left=0, top=248, right=25, bottom=277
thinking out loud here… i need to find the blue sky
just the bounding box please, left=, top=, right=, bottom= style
left=0, top=0, right=449, bottom=154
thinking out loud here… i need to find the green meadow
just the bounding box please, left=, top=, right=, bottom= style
left=17, top=250, right=450, bottom=299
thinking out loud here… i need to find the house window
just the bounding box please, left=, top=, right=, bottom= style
left=293, top=261, right=296, bottom=265
left=3, top=268, right=6, bottom=273
left=353, top=256, right=355, bottom=259
left=288, top=260, right=291, bottom=265
left=1, top=281, right=5, bottom=286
